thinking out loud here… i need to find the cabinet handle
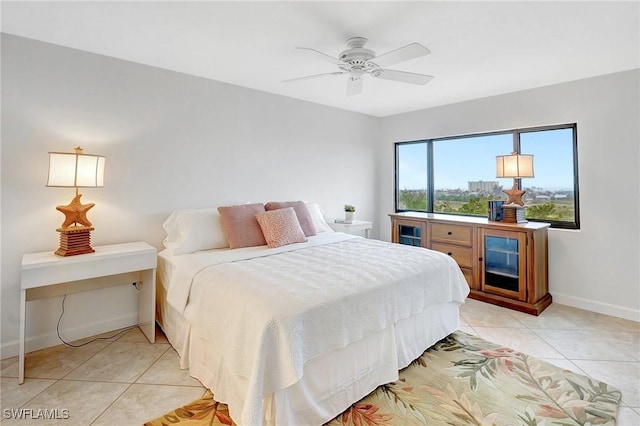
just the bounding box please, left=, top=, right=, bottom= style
left=447, top=231, right=452, bottom=235
left=447, top=252, right=452, bottom=256
left=478, top=257, right=483, bottom=262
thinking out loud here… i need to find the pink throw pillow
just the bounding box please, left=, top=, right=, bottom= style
left=255, top=207, right=308, bottom=248
left=218, top=203, right=267, bottom=249
left=265, top=201, right=317, bottom=237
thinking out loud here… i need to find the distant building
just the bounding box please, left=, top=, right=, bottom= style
left=468, top=180, right=499, bottom=193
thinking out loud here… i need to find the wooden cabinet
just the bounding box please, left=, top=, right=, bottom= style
left=391, top=217, right=427, bottom=248
left=479, top=228, right=528, bottom=301
left=389, top=212, right=551, bottom=315
left=428, top=222, right=474, bottom=286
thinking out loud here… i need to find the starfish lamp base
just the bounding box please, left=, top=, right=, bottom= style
left=501, top=181, right=526, bottom=206
left=502, top=204, right=528, bottom=224
left=55, top=226, right=95, bottom=256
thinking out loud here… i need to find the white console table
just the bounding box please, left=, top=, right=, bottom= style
left=19, top=242, right=157, bottom=384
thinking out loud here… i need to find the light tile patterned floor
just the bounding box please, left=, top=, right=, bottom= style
left=459, top=299, right=640, bottom=425
left=1, top=300, right=638, bottom=425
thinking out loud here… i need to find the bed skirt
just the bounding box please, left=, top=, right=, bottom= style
left=157, top=280, right=460, bottom=425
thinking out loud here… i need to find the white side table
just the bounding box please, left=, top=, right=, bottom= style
left=19, top=241, right=157, bottom=384
left=329, top=220, right=373, bottom=238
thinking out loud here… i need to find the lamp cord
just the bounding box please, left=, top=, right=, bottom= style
left=57, top=293, right=139, bottom=348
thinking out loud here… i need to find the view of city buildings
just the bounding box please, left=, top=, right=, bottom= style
left=462, top=181, right=572, bottom=203
left=398, top=180, right=576, bottom=223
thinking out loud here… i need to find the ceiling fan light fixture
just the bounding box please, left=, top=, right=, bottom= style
left=351, top=68, right=365, bottom=78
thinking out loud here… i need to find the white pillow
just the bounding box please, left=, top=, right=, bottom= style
left=162, top=208, right=228, bottom=255
left=305, top=202, right=334, bottom=233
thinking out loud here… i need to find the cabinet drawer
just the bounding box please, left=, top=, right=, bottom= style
left=431, top=223, right=472, bottom=245
left=431, top=243, right=473, bottom=268
left=461, top=268, right=472, bottom=287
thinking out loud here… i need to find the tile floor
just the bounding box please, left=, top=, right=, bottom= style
left=1, top=300, right=638, bottom=425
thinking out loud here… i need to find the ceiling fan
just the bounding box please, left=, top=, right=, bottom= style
left=283, top=37, right=433, bottom=96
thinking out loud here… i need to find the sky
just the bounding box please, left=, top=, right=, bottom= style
left=397, top=128, right=575, bottom=192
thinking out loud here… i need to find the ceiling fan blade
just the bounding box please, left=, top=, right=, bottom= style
left=372, top=69, right=433, bottom=85
left=295, top=47, right=344, bottom=65
left=372, top=42, right=431, bottom=68
left=282, top=71, right=346, bottom=83
left=346, top=77, right=363, bottom=96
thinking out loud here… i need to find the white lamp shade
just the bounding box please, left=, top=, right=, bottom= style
left=47, top=151, right=105, bottom=187
left=496, top=153, right=534, bottom=179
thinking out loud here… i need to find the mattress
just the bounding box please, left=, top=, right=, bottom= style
left=157, top=233, right=469, bottom=425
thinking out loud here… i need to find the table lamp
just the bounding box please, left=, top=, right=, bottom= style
left=496, top=152, right=533, bottom=223
left=47, top=147, right=105, bottom=256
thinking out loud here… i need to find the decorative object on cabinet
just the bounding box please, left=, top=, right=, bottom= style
left=343, top=204, right=356, bottom=224
left=496, top=152, right=534, bottom=223
left=46, top=147, right=105, bottom=256
left=389, top=212, right=551, bottom=315
left=502, top=204, right=527, bottom=223
left=487, top=200, right=504, bottom=221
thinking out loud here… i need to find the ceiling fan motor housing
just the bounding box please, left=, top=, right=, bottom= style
left=339, top=37, right=376, bottom=64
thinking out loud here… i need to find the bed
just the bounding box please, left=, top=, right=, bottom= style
left=156, top=203, right=470, bottom=426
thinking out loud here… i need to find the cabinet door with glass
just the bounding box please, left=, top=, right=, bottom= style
left=392, top=219, right=427, bottom=248
left=478, top=229, right=527, bottom=301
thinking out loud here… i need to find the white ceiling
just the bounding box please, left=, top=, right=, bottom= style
left=2, top=1, right=639, bottom=117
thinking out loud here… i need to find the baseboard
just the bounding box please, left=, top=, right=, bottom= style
left=0, top=313, right=139, bottom=359
left=552, top=293, right=640, bottom=322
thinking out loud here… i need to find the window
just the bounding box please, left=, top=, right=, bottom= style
left=396, top=142, right=428, bottom=210
left=519, top=127, right=579, bottom=227
left=395, top=124, right=579, bottom=229
left=433, top=133, right=512, bottom=216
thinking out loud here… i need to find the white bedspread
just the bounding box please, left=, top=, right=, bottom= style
left=179, top=234, right=469, bottom=425
left=166, top=232, right=357, bottom=313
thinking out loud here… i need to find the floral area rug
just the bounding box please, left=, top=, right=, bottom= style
left=144, top=331, right=621, bottom=426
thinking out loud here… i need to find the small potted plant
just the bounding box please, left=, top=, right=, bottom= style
left=344, top=204, right=356, bottom=224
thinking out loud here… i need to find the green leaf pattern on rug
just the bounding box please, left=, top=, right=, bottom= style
left=428, top=332, right=621, bottom=426
left=377, top=381, right=429, bottom=424
left=420, top=383, right=501, bottom=425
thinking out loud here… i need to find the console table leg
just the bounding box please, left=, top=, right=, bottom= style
left=19, top=289, right=26, bottom=384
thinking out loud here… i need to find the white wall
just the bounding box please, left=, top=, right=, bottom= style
left=377, top=69, right=640, bottom=321
left=0, top=35, right=379, bottom=357
left=2, top=34, right=637, bottom=360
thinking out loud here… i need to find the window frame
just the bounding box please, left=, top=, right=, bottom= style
left=394, top=123, right=580, bottom=229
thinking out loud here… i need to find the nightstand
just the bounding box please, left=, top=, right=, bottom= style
left=329, top=220, right=373, bottom=238
left=19, top=241, right=157, bottom=384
